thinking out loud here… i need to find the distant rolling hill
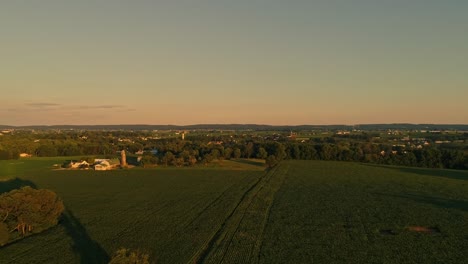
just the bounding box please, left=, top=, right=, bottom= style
left=1, top=124, right=468, bottom=131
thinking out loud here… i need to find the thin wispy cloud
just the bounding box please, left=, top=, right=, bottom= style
left=26, top=102, right=62, bottom=107
left=2, top=103, right=131, bottom=113
left=89, top=105, right=125, bottom=109
left=65, top=104, right=126, bottom=110
left=0, top=102, right=138, bottom=125
left=15, top=102, right=62, bottom=112
left=114, top=108, right=137, bottom=113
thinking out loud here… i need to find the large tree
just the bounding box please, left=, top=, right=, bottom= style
left=109, top=248, right=150, bottom=264
left=0, top=186, right=64, bottom=246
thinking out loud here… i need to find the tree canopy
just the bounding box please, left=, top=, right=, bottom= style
left=0, top=186, right=64, bottom=246
left=108, top=248, right=150, bottom=264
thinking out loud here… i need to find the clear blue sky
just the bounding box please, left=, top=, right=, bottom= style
left=1, top=0, right=467, bottom=125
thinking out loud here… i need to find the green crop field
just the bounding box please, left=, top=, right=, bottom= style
left=259, top=161, right=468, bottom=264
left=1, top=159, right=467, bottom=263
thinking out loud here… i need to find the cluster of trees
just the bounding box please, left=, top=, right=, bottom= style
left=137, top=139, right=287, bottom=168
left=143, top=139, right=467, bottom=170
left=109, top=248, right=150, bottom=264
left=0, top=130, right=133, bottom=159
left=0, top=149, right=20, bottom=160
left=0, top=186, right=64, bottom=246
left=280, top=142, right=467, bottom=170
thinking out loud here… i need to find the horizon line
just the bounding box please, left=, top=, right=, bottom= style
left=2, top=123, right=468, bottom=127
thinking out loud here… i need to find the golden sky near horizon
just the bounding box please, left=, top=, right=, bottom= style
left=1, top=1, right=467, bottom=125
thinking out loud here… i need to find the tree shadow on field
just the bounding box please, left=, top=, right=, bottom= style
left=377, top=192, right=468, bottom=212
left=0, top=178, right=109, bottom=263
left=362, top=164, right=468, bottom=181
left=397, top=167, right=468, bottom=181
left=61, top=210, right=109, bottom=264
left=0, top=177, right=37, bottom=194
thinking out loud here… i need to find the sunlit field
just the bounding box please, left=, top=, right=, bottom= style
left=1, top=159, right=467, bottom=263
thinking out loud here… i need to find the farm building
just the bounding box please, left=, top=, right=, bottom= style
left=70, top=160, right=90, bottom=169
left=94, top=159, right=112, bottom=170
left=94, top=158, right=110, bottom=163
left=94, top=162, right=111, bottom=170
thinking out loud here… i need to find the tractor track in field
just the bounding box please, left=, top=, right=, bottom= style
left=190, top=163, right=290, bottom=264
left=152, top=173, right=263, bottom=263
left=187, top=172, right=266, bottom=264
left=107, top=175, right=255, bottom=249
left=181, top=175, right=257, bottom=231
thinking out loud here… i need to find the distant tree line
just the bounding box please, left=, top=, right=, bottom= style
left=144, top=139, right=467, bottom=170
left=1, top=130, right=467, bottom=170
left=0, top=149, right=20, bottom=160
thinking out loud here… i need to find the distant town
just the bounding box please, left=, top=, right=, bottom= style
left=1, top=124, right=467, bottom=170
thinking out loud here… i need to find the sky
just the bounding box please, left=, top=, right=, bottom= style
left=1, top=0, right=467, bottom=125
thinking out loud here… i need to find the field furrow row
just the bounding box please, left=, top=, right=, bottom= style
left=195, top=163, right=289, bottom=264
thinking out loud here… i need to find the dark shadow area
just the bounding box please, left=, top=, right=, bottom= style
left=380, top=229, right=398, bottom=236
left=376, top=192, right=468, bottom=212
left=396, top=167, right=468, bottom=181
left=0, top=177, right=37, bottom=194
left=125, top=156, right=140, bottom=166
left=1, top=179, right=109, bottom=263
left=61, top=210, right=109, bottom=264
left=231, top=159, right=265, bottom=167
left=362, top=163, right=468, bottom=181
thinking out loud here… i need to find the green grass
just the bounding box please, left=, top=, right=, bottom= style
left=0, top=157, right=69, bottom=181
left=1, top=158, right=467, bottom=263
left=0, top=157, right=264, bottom=181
